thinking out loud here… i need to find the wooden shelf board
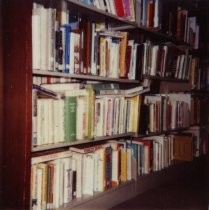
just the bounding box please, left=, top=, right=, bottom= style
left=33, top=70, right=139, bottom=84
left=32, top=133, right=134, bottom=152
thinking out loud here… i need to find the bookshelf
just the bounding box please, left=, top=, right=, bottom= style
left=1, top=0, right=209, bottom=210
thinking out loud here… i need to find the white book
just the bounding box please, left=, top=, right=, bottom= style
left=162, top=45, right=168, bottom=77
left=95, top=148, right=105, bottom=192
left=41, top=83, right=81, bottom=94
left=72, top=152, right=83, bottom=198
left=175, top=55, right=181, bottom=78
left=107, top=97, right=114, bottom=135
left=130, top=43, right=138, bottom=80
left=93, top=0, right=100, bottom=9
left=109, top=0, right=116, bottom=15
left=111, top=149, right=119, bottom=186
left=127, top=40, right=134, bottom=79
left=43, top=99, right=50, bottom=145
left=150, top=45, right=159, bottom=76
left=53, top=99, right=65, bottom=143
left=94, top=99, right=104, bottom=137
left=119, top=97, right=125, bottom=134
left=82, top=154, right=94, bottom=195
left=114, top=97, right=120, bottom=134
left=36, top=167, right=43, bottom=210
left=103, top=97, right=109, bottom=136
left=93, top=152, right=99, bottom=191
left=32, top=9, right=41, bottom=70
left=62, top=157, right=73, bottom=203
left=142, top=42, right=149, bottom=75
left=170, top=101, right=177, bottom=129
left=112, top=42, right=120, bottom=78
left=40, top=7, right=49, bottom=71
left=37, top=99, right=44, bottom=146
left=98, top=0, right=106, bottom=11
left=47, top=8, right=56, bottom=71
left=70, top=32, right=75, bottom=74
left=76, top=96, right=86, bottom=140
left=48, top=99, right=54, bottom=144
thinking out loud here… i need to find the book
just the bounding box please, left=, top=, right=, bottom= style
left=82, top=153, right=94, bottom=195
left=40, top=83, right=81, bottom=94
left=119, top=32, right=128, bottom=78
left=173, top=134, right=193, bottom=161
left=33, top=84, right=63, bottom=99
left=64, top=96, right=77, bottom=142
left=114, top=0, right=125, bottom=17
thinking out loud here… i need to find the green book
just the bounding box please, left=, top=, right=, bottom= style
left=64, top=96, right=77, bottom=142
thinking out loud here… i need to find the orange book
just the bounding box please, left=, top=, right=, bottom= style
left=119, top=32, right=128, bottom=78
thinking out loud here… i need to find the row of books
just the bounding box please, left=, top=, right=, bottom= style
left=190, top=95, right=209, bottom=126
left=79, top=0, right=135, bottom=22
left=31, top=130, right=203, bottom=209
left=164, top=5, right=199, bottom=48
left=31, top=140, right=135, bottom=209
left=137, top=0, right=162, bottom=28
left=94, top=93, right=141, bottom=137
left=32, top=2, right=140, bottom=80
left=32, top=83, right=146, bottom=146
left=141, top=93, right=191, bottom=134
left=142, top=41, right=193, bottom=80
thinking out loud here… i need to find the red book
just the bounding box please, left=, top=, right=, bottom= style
left=79, top=18, right=91, bottom=74
left=114, top=0, right=125, bottom=17
left=124, top=45, right=132, bottom=78
left=147, top=0, right=155, bottom=27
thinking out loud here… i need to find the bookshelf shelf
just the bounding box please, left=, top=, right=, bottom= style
left=33, top=70, right=140, bottom=84
left=136, top=127, right=190, bottom=138
left=57, top=180, right=135, bottom=210
left=127, top=26, right=193, bottom=48
left=143, top=75, right=189, bottom=83
left=32, top=133, right=135, bottom=153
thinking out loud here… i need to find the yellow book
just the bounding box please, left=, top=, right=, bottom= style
left=121, top=148, right=127, bottom=182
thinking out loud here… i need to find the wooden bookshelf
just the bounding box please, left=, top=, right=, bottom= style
left=2, top=0, right=32, bottom=209
left=1, top=0, right=209, bottom=209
